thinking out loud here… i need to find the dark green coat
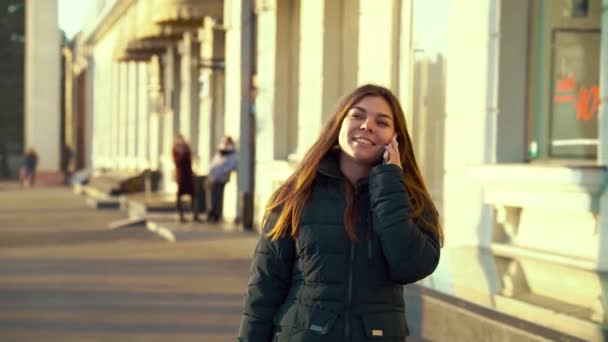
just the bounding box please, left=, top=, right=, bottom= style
left=238, top=152, right=440, bottom=341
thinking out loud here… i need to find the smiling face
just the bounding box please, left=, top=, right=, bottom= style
left=338, top=95, right=396, bottom=165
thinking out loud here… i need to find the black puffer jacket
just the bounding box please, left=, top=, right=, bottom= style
left=238, top=152, right=440, bottom=341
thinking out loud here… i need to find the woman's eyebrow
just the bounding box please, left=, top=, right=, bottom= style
left=351, top=106, right=393, bottom=121
left=377, top=113, right=393, bottom=121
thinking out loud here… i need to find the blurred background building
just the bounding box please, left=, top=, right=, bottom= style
left=13, top=0, right=608, bottom=340
left=0, top=0, right=25, bottom=178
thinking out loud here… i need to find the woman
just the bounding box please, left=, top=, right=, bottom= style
left=238, top=84, right=443, bottom=341
left=172, top=134, right=200, bottom=223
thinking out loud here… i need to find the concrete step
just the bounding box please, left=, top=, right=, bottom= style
left=108, top=217, right=146, bottom=230
left=85, top=196, right=120, bottom=210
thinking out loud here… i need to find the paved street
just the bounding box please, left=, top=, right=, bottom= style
left=0, top=182, right=258, bottom=342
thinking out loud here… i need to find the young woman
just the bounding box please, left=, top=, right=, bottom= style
left=172, top=134, right=200, bottom=223
left=238, top=84, right=443, bottom=341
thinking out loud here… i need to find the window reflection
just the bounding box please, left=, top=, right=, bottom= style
left=411, top=0, right=448, bottom=212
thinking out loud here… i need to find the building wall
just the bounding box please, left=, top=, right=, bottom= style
left=442, top=0, right=496, bottom=246
left=90, top=16, right=122, bottom=169
left=252, top=0, right=407, bottom=227
left=223, top=0, right=248, bottom=222
left=447, top=0, right=608, bottom=271
left=24, top=0, right=62, bottom=178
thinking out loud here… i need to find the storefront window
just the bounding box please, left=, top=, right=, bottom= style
left=411, top=0, right=448, bottom=209
left=527, top=0, right=602, bottom=160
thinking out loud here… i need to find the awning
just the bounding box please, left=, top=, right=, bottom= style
left=115, top=0, right=223, bottom=60
left=126, top=39, right=167, bottom=54
left=116, top=50, right=156, bottom=62
left=125, top=0, right=192, bottom=52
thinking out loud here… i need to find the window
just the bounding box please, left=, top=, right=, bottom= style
left=527, top=0, right=602, bottom=160
left=410, top=0, right=448, bottom=210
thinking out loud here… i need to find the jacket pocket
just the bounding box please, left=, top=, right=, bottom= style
left=361, top=311, right=409, bottom=338
left=273, top=304, right=338, bottom=336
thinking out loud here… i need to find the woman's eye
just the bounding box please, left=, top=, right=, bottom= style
left=378, top=121, right=389, bottom=127
left=351, top=112, right=363, bottom=119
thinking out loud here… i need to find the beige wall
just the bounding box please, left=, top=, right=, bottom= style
left=443, top=0, right=496, bottom=246
left=90, top=19, right=121, bottom=169
left=24, top=0, right=61, bottom=172
left=223, top=0, right=247, bottom=222
left=357, top=0, right=399, bottom=89
left=253, top=0, right=408, bottom=227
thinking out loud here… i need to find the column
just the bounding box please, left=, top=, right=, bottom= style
left=179, top=31, right=201, bottom=160
left=148, top=55, right=162, bottom=171
left=596, top=0, right=608, bottom=270
left=119, top=63, right=129, bottom=169
left=85, top=57, right=95, bottom=169
left=137, top=62, right=149, bottom=169
left=443, top=0, right=497, bottom=245
left=358, top=0, right=399, bottom=88
left=112, top=63, right=121, bottom=168
left=24, top=0, right=62, bottom=184
left=198, top=19, right=215, bottom=173
left=127, top=62, right=138, bottom=169
left=296, top=0, right=357, bottom=156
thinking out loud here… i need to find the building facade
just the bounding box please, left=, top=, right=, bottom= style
left=59, top=0, right=607, bottom=338
left=248, top=0, right=607, bottom=339
left=72, top=0, right=608, bottom=269
left=69, top=0, right=239, bottom=216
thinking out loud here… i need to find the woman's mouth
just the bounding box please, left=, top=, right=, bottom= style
left=353, top=136, right=375, bottom=146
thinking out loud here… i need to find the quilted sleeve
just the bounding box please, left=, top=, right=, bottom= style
left=369, top=164, right=440, bottom=285
left=237, top=212, right=295, bottom=341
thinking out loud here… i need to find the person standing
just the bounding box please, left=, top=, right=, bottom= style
left=20, top=148, right=38, bottom=188
left=238, top=84, right=443, bottom=341
left=207, top=136, right=238, bottom=223
left=172, top=135, right=200, bottom=223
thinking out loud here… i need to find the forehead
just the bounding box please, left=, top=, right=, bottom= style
left=350, top=95, right=393, bottom=117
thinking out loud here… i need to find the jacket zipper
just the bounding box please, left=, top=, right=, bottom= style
left=345, top=242, right=355, bottom=341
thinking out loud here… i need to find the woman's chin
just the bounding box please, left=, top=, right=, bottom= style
left=351, top=152, right=381, bottom=165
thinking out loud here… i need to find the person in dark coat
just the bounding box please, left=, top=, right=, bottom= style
left=238, top=84, right=443, bottom=341
left=172, top=134, right=200, bottom=223
left=20, top=148, right=38, bottom=188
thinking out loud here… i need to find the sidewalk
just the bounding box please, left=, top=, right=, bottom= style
left=0, top=182, right=259, bottom=342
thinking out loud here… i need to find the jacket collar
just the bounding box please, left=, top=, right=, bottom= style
left=317, top=148, right=343, bottom=180
left=317, top=148, right=369, bottom=190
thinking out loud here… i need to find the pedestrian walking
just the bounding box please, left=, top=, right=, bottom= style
left=207, top=136, right=238, bottom=223
left=172, top=134, right=200, bottom=223
left=20, top=148, right=38, bottom=188
left=238, top=84, right=443, bottom=341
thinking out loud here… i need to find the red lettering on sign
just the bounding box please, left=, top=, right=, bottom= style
left=556, top=73, right=576, bottom=92
left=575, top=86, right=600, bottom=121
left=553, top=95, right=577, bottom=102
left=553, top=73, right=601, bottom=121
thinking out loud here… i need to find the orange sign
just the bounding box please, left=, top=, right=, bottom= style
left=553, top=73, right=601, bottom=121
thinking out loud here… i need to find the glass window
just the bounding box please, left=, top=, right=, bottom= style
left=410, top=0, right=449, bottom=210
left=527, top=0, right=602, bottom=160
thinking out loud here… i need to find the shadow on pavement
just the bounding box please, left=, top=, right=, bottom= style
left=0, top=226, right=163, bottom=248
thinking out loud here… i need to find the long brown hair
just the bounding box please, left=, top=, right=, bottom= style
left=264, top=84, right=444, bottom=246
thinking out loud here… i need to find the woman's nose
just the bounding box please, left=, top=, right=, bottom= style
left=360, top=120, right=374, bottom=132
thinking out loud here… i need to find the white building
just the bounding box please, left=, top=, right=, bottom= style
left=234, top=0, right=606, bottom=340
left=61, top=1, right=607, bottom=338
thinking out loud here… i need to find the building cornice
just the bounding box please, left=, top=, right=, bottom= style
left=83, top=0, right=137, bottom=45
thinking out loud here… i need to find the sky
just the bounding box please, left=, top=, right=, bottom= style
left=58, top=0, right=94, bottom=39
